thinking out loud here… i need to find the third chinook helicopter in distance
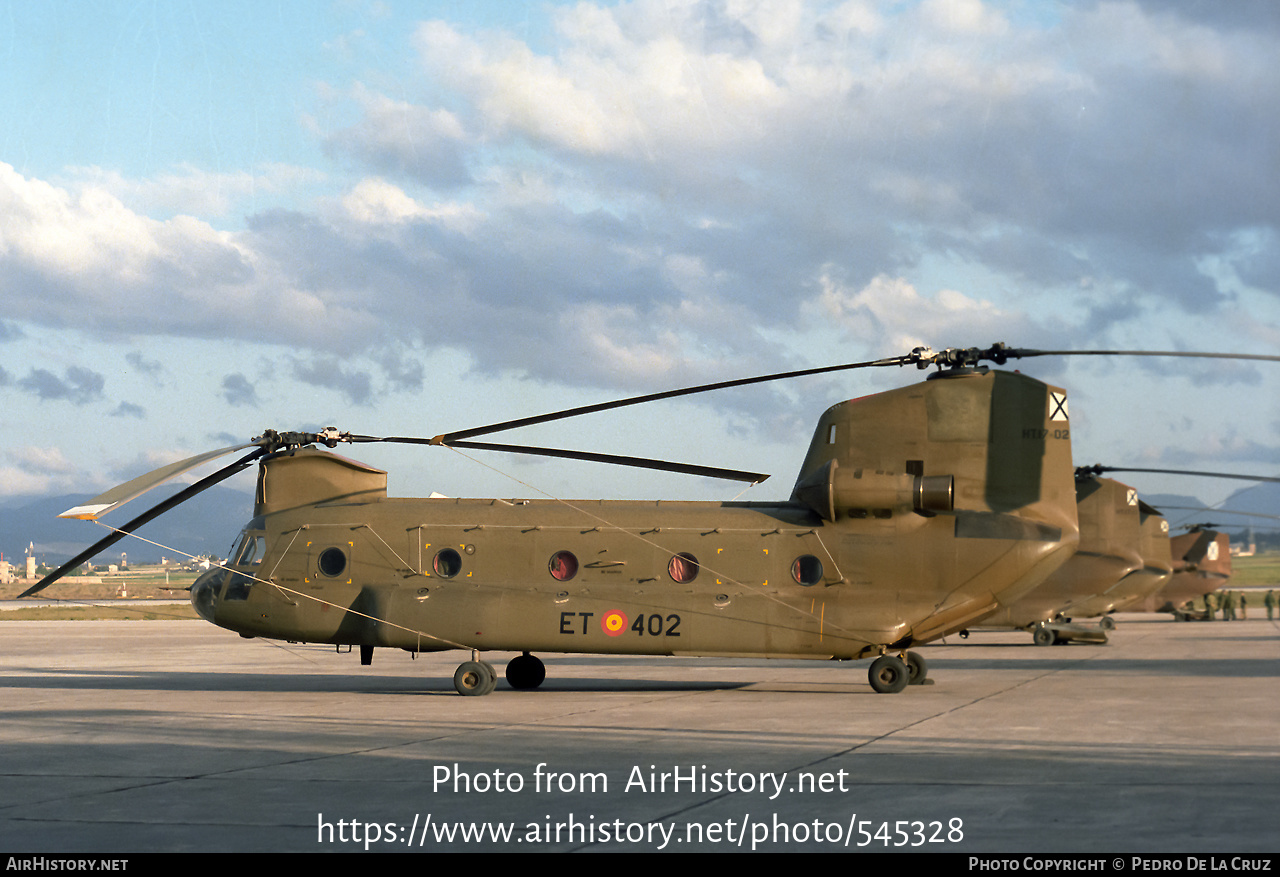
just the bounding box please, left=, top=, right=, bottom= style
left=22, top=344, right=1280, bottom=694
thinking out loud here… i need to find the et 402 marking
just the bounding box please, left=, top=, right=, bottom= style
left=558, top=611, right=682, bottom=637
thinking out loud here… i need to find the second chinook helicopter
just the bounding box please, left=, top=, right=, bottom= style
left=22, top=345, right=1276, bottom=694
left=975, top=473, right=1161, bottom=645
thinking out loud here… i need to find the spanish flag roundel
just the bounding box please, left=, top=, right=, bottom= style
left=601, top=610, right=628, bottom=637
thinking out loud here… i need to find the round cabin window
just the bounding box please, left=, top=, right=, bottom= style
left=433, top=548, right=462, bottom=579
left=791, top=555, right=823, bottom=586
left=318, top=547, right=347, bottom=578
left=548, top=550, right=578, bottom=581
left=668, top=553, right=699, bottom=583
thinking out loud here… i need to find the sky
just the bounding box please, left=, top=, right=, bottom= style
left=1, top=0, right=1278, bottom=550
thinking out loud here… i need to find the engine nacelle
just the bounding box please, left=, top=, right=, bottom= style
left=793, top=458, right=954, bottom=521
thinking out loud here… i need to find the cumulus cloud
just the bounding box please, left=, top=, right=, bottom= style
left=221, top=373, right=259, bottom=408
left=126, top=351, right=163, bottom=376
left=804, top=273, right=1043, bottom=353
left=64, top=163, right=327, bottom=219
left=340, top=177, right=483, bottom=231
left=0, top=162, right=387, bottom=353
left=0, top=446, right=88, bottom=497
left=306, top=0, right=1277, bottom=361
left=323, top=85, right=472, bottom=188
left=291, top=355, right=374, bottom=405
left=0, top=1, right=1275, bottom=421
left=17, top=366, right=105, bottom=405
left=111, top=401, right=146, bottom=418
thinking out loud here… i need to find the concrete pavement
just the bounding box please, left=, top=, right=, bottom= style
left=0, top=614, right=1277, bottom=852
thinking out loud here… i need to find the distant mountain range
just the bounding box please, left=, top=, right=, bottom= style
left=1147, top=481, right=1280, bottom=534
left=3, top=477, right=1276, bottom=569
left=0, top=485, right=255, bottom=567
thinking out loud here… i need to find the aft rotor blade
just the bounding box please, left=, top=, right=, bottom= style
left=1152, top=506, right=1280, bottom=522
left=1079, top=465, right=1280, bottom=484
left=19, top=448, right=266, bottom=598
left=433, top=354, right=913, bottom=443
left=445, top=440, right=769, bottom=483
left=991, top=347, right=1280, bottom=365
left=60, top=442, right=260, bottom=520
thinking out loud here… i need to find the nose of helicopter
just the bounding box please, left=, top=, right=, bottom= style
left=190, top=567, right=224, bottom=623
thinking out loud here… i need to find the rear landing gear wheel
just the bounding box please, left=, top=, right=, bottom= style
left=506, top=652, right=546, bottom=690
left=868, top=655, right=909, bottom=694
left=905, top=650, right=928, bottom=685
left=454, top=661, right=497, bottom=696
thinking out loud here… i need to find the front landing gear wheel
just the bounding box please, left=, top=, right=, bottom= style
left=506, top=653, right=546, bottom=690
left=1033, top=626, right=1056, bottom=647
left=905, top=650, right=928, bottom=685
left=868, top=655, right=909, bottom=694
left=454, top=661, right=497, bottom=696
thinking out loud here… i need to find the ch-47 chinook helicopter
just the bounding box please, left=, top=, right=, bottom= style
left=972, top=462, right=1280, bottom=643
left=1143, top=525, right=1234, bottom=620
left=974, top=471, right=1166, bottom=645
left=21, top=344, right=1279, bottom=695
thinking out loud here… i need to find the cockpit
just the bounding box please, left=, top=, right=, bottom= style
left=190, top=526, right=266, bottom=622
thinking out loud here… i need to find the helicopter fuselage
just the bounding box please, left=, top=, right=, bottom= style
left=192, top=489, right=1075, bottom=660
left=191, top=369, right=1081, bottom=666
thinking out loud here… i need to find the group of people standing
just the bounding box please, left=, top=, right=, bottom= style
left=1203, top=590, right=1278, bottom=620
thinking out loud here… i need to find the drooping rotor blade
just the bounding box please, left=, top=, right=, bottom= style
left=1078, top=465, right=1280, bottom=484
left=344, top=355, right=914, bottom=483
left=432, top=354, right=915, bottom=444
left=59, top=442, right=260, bottom=520
left=341, top=434, right=769, bottom=483
left=435, top=345, right=1280, bottom=444
left=19, top=448, right=267, bottom=598
left=446, top=440, right=769, bottom=483
left=362, top=345, right=1280, bottom=481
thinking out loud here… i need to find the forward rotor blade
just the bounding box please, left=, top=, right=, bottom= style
left=433, top=354, right=913, bottom=443
left=445, top=440, right=769, bottom=483
left=60, top=442, right=259, bottom=520
left=19, top=448, right=266, bottom=598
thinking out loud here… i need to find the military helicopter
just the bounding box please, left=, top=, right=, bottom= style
left=21, top=344, right=1278, bottom=695
left=1145, top=526, right=1234, bottom=620
left=974, top=471, right=1164, bottom=645
left=1087, top=497, right=1174, bottom=619
left=972, top=461, right=1280, bottom=642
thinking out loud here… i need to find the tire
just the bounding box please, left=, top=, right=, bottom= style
left=505, top=653, right=546, bottom=690
left=1033, top=626, right=1055, bottom=647
left=454, top=661, right=496, bottom=696
left=1099, top=616, right=1116, bottom=631
left=905, top=650, right=928, bottom=685
left=868, top=655, right=909, bottom=694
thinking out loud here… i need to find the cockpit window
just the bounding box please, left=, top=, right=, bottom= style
left=231, top=531, right=265, bottom=566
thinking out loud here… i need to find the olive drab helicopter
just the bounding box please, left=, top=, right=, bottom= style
left=975, top=472, right=1159, bottom=645
left=21, top=344, right=1280, bottom=695
left=1142, top=526, right=1234, bottom=620
left=1085, top=496, right=1174, bottom=619
left=971, top=461, right=1280, bottom=643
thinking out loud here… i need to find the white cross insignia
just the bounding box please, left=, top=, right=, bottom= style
left=1049, top=391, right=1069, bottom=422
